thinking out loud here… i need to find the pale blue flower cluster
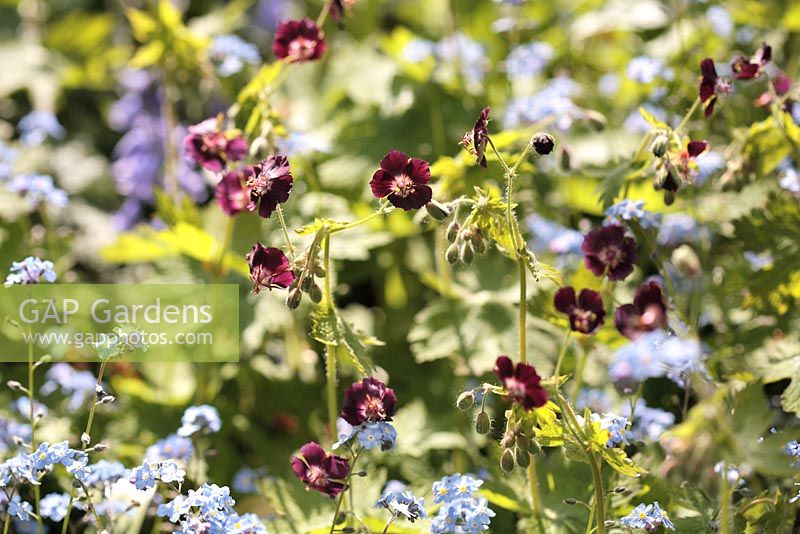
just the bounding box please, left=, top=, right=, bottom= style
left=13, top=397, right=47, bottom=420
left=0, top=142, right=18, bottom=181
left=178, top=405, right=222, bottom=437
left=376, top=486, right=427, bottom=522
left=609, top=330, right=705, bottom=388
left=276, top=132, right=331, bottom=157
left=40, top=492, right=83, bottom=521
left=0, top=440, right=89, bottom=487
left=706, top=5, right=734, bottom=37
left=632, top=401, right=675, bottom=442
left=5, top=256, right=57, bottom=286
left=430, top=474, right=495, bottom=533
left=576, top=388, right=613, bottom=413
left=402, top=39, right=436, bottom=62
left=41, top=363, right=98, bottom=411
left=784, top=440, right=800, bottom=467
left=129, top=459, right=185, bottom=490
left=527, top=214, right=583, bottom=257
left=778, top=160, right=800, bottom=193
left=504, top=76, right=581, bottom=130
left=333, top=417, right=397, bottom=451
left=210, top=34, right=261, bottom=76
left=6, top=494, right=33, bottom=521
left=5, top=173, right=68, bottom=208
left=0, top=418, right=31, bottom=454
left=604, top=199, right=662, bottom=229
left=401, top=33, right=489, bottom=86
left=624, top=103, right=667, bottom=133
left=620, top=502, right=675, bottom=531
left=81, top=460, right=129, bottom=487
left=232, top=466, right=268, bottom=494
left=157, top=483, right=266, bottom=533
left=18, top=110, right=66, bottom=146
left=693, top=151, right=726, bottom=185
left=146, top=433, right=194, bottom=462
left=504, top=42, right=554, bottom=79
left=744, top=251, right=773, bottom=271
left=626, top=56, right=673, bottom=84
left=592, top=413, right=631, bottom=447
left=657, top=214, right=702, bottom=247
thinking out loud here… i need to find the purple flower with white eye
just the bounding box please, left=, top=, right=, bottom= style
left=18, top=110, right=65, bottom=146
left=177, top=405, right=222, bottom=437
left=582, top=224, right=638, bottom=281
left=246, top=156, right=293, bottom=219
left=183, top=118, right=248, bottom=172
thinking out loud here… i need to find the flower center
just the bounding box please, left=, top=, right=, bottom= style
left=599, top=246, right=623, bottom=268
left=573, top=309, right=597, bottom=332
left=391, top=174, right=415, bottom=198
left=363, top=395, right=386, bottom=420
left=201, top=132, right=227, bottom=154
left=307, top=465, right=327, bottom=486
left=504, top=378, right=526, bottom=400
left=289, top=38, right=318, bottom=61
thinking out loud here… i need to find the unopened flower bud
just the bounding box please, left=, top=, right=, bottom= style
left=650, top=133, right=669, bottom=157
left=309, top=284, right=323, bottom=304
left=663, top=190, right=676, bottom=205
left=460, top=242, right=475, bottom=265
left=613, top=486, right=627, bottom=494
left=96, top=395, right=115, bottom=405
left=500, top=433, right=516, bottom=449
left=531, top=133, right=555, bottom=155
left=671, top=244, right=702, bottom=278
left=446, top=243, right=460, bottom=264
left=515, top=433, right=529, bottom=451
left=81, top=432, right=91, bottom=445
left=456, top=391, right=475, bottom=411
left=286, top=288, right=303, bottom=310
left=584, top=110, right=607, bottom=131
left=500, top=448, right=516, bottom=473
left=560, top=147, right=571, bottom=171
left=469, top=230, right=486, bottom=254
left=604, top=521, right=616, bottom=527
left=314, top=266, right=327, bottom=278
left=528, top=438, right=542, bottom=456
left=475, top=411, right=491, bottom=435
left=7, top=381, right=25, bottom=392
left=515, top=446, right=530, bottom=468
left=446, top=222, right=460, bottom=242
left=653, top=166, right=668, bottom=191
left=301, top=276, right=314, bottom=291
left=563, top=498, right=577, bottom=505
left=426, top=200, right=451, bottom=221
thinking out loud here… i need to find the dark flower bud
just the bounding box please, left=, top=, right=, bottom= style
left=301, top=276, right=315, bottom=291
left=515, top=433, right=529, bottom=451
left=446, top=243, right=460, bottom=264
left=528, top=438, right=542, bottom=456
left=560, top=148, right=571, bottom=171
left=308, top=284, right=323, bottom=304
left=650, top=133, right=669, bottom=157
left=613, top=486, right=627, bottom=494
left=469, top=229, right=486, bottom=254
left=515, top=446, right=530, bottom=468
left=460, top=242, right=475, bottom=265
left=563, top=498, right=577, bottom=505
left=475, top=411, right=491, bottom=435
left=663, top=190, right=675, bottom=206
left=456, top=391, right=475, bottom=410
left=286, top=288, right=303, bottom=310
left=500, top=448, right=516, bottom=473
left=604, top=521, right=616, bottom=528
left=653, top=166, right=668, bottom=191
left=500, top=433, right=516, bottom=449
left=531, top=133, right=555, bottom=155
left=314, top=265, right=327, bottom=278
left=446, top=221, right=460, bottom=242
left=425, top=200, right=451, bottom=221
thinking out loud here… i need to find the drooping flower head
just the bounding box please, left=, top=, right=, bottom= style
left=698, top=59, right=731, bottom=118
left=663, top=140, right=708, bottom=192
left=5, top=257, right=57, bottom=286
left=272, top=19, right=326, bottom=63
left=216, top=166, right=254, bottom=216
left=246, top=155, right=293, bottom=219
left=290, top=441, right=350, bottom=497
left=369, top=150, right=432, bottom=210
left=341, top=377, right=397, bottom=426
left=493, top=356, right=548, bottom=410
left=183, top=118, right=248, bottom=172
left=470, top=107, right=491, bottom=168
left=615, top=281, right=668, bottom=340
left=246, top=243, right=295, bottom=294
left=582, top=224, right=638, bottom=281
left=731, top=42, right=771, bottom=80
left=554, top=287, right=605, bottom=335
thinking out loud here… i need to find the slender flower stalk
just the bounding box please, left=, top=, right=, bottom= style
left=322, top=230, right=338, bottom=440
left=27, top=333, right=44, bottom=534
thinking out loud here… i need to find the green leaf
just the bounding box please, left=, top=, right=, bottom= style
left=597, top=445, right=645, bottom=477
left=480, top=487, right=530, bottom=513
left=309, top=306, right=375, bottom=376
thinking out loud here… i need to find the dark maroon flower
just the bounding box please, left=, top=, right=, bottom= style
left=341, top=377, right=397, bottom=426
left=554, top=287, right=606, bottom=335
left=290, top=441, right=350, bottom=497
left=472, top=107, right=490, bottom=168
left=698, top=59, right=731, bottom=118
left=369, top=150, right=432, bottom=210
left=731, top=42, right=771, bottom=80
left=246, top=156, right=293, bottom=219
left=216, top=166, right=253, bottom=216
left=615, top=280, right=667, bottom=340
left=246, top=243, right=295, bottom=294
left=582, top=225, right=638, bottom=281
left=272, top=19, right=326, bottom=63
left=493, top=356, right=548, bottom=410
left=756, top=72, right=793, bottom=111
left=183, top=118, right=248, bottom=172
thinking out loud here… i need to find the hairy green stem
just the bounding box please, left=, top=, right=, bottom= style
left=27, top=331, right=43, bottom=534
left=275, top=205, right=296, bottom=259
left=322, top=230, right=338, bottom=440
left=720, top=462, right=732, bottom=534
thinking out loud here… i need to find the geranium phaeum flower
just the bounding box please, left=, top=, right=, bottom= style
left=554, top=287, right=606, bottom=335
left=341, top=377, right=397, bottom=426
left=369, top=150, right=432, bottom=210
left=183, top=118, right=248, bottom=172
left=246, top=243, right=295, bottom=294
left=246, top=156, right=293, bottom=219
left=731, top=42, right=771, bottom=80
left=755, top=72, right=793, bottom=111
left=272, top=19, right=326, bottom=63
left=493, top=356, right=548, bottom=410
left=215, top=166, right=253, bottom=216
left=582, top=224, right=638, bottom=281
left=472, top=107, right=490, bottom=168
left=615, top=280, right=667, bottom=340
left=698, top=59, right=731, bottom=118
left=290, top=442, right=350, bottom=497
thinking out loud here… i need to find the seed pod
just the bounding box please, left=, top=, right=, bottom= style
left=560, top=147, right=571, bottom=171
left=469, top=229, right=486, bottom=254
left=528, top=438, right=543, bottom=456
left=309, top=284, right=323, bottom=303
left=531, top=132, right=555, bottom=155
left=314, top=265, right=327, bottom=278
left=446, top=221, right=460, bottom=242
left=446, top=243, right=460, bottom=264
left=663, top=190, right=676, bottom=206
left=500, top=448, right=516, bottom=473
left=425, top=200, right=451, bottom=221
left=515, top=433, right=529, bottom=451
left=563, top=498, right=577, bottom=505
left=475, top=411, right=491, bottom=435
left=653, top=166, right=668, bottom=191
left=500, top=432, right=517, bottom=449
left=301, top=275, right=314, bottom=291
left=460, top=242, right=475, bottom=265
left=650, top=133, right=669, bottom=157
left=515, top=446, right=530, bottom=468
left=456, top=391, right=476, bottom=410
left=286, top=288, right=303, bottom=310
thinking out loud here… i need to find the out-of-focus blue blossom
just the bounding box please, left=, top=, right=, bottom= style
left=210, top=35, right=260, bottom=76
left=620, top=502, right=675, bottom=531
left=624, top=104, right=666, bottom=134
left=12, top=398, right=47, bottom=420
left=435, top=33, right=488, bottom=86
left=276, top=132, right=330, bottom=156
left=0, top=453, right=38, bottom=486
left=41, top=363, right=98, bottom=411
left=5, top=173, right=68, bottom=208
left=376, top=490, right=427, bottom=522
left=0, top=418, right=30, bottom=454
left=232, top=467, right=268, bottom=494
left=744, top=251, right=773, bottom=271
left=82, top=460, right=129, bottom=487
left=0, top=142, right=18, bottom=181
left=657, top=214, right=702, bottom=247
left=707, top=6, right=734, bottom=37
left=626, top=56, right=673, bottom=84
left=713, top=461, right=742, bottom=484
left=598, top=73, right=620, bottom=96
left=593, top=413, right=630, bottom=447
left=431, top=474, right=494, bottom=533
left=778, top=160, right=800, bottom=193
left=527, top=214, right=584, bottom=257
left=694, top=151, right=726, bottom=185
left=504, top=76, right=581, bottom=130
left=402, top=38, right=435, bottom=62
left=504, top=42, right=554, bottom=79
left=178, top=405, right=222, bottom=437
left=17, top=111, right=65, bottom=146
left=576, top=389, right=613, bottom=413
left=5, top=256, right=57, bottom=286
left=609, top=330, right=705, bottom=389
left=7, top=495, right=33, bottom=521
left=381, top=480, right=407, bottom=497
left=736, top=26, right=757, bottom=45
left=40, top=492, right=83, bottom=522
left=604, top=199, right=662, bottom=229
left=255, top=0, right=290, bottom=31
left=493, top=0, right=526, bottom=4
left=632, top=401, right=675, bottom=441
left=146, top=433, right=194, bottom=462
left=784, top=440, right=800, bottom=467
